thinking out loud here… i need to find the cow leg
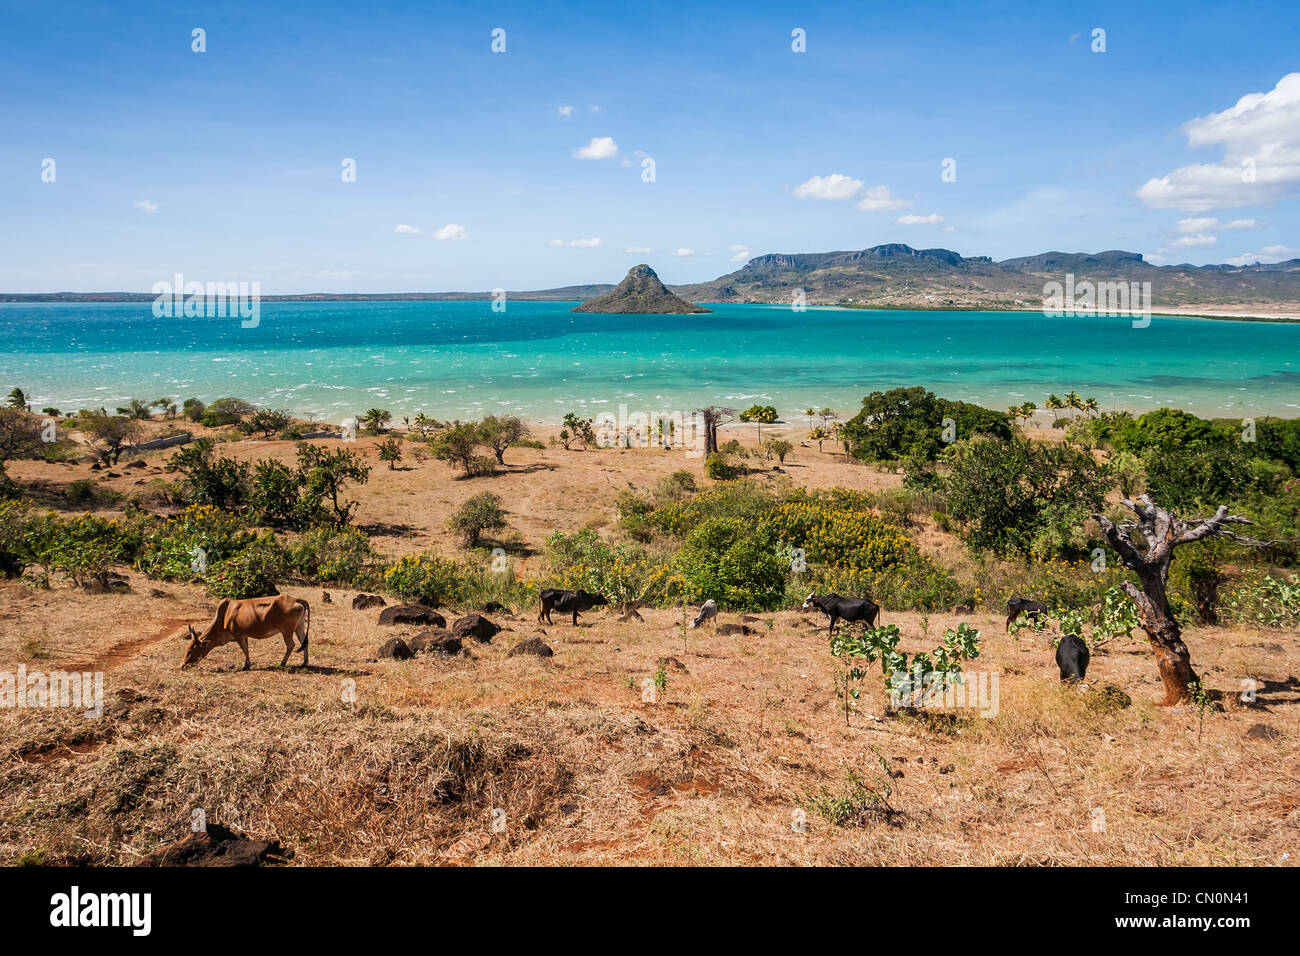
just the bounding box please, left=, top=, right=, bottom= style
left=572, top=609, right=580, bottom=626
left=237, top=636, right=251, bottom=671
left=827, top=615, right=837, bottom=638
left=280, top=631, right=294, bottom=668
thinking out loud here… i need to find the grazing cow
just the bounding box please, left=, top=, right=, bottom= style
left=689, top=599, right=718, bottom=629
left=1056, top=633, right=1090, bottom=682
left=537, top=588, right=608, bottom=625
left=182, top=595, right=310, bottom=670
left=1005, top=597, right=1049, bottom=632
left=802, top=592, right=880, bottom=637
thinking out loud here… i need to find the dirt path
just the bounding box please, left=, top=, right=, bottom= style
left=56, top=616, right=191, bottom=673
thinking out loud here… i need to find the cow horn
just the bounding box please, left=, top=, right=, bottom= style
left=187, top=625, right=197, bottom=639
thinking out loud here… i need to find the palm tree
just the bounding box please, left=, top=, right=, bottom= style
left=1083, top=396, right=1099, bottom=417
left=1044, top=394, right=1063, bottom=412
left=7, top=388, right=28, bottom=410
left=805, top=407, right=816, bottom=429
left=1064, top=390, right=1082, bottom=415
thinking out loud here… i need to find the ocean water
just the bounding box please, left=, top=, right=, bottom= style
left=1, top=300, right=1298, bottom=423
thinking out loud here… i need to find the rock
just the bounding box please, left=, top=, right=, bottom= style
left=951, top=604, right=973, bottom=615
left=716, top=623, right=754, bottom=636
left=480, top=601, right=511, bottom=615
left=352, top=593, right=387, bottom=610
left=1250, top=642, right=1284, bottom=654
left=407, top=630, right=462, bottom=656
left=509, top=637, right=554, bottom=658
left=570, top=264, right=712, bottom=315
left=321, top=590, right=332, bottom=604
left=126, top=460, right=147, bottom=469
left=135, top=823, right=292, bottom=866
left=377, top=638, right=413, bottom=660
left=1246, top=723, right=1282, bottom=742
left=1085, top=684, right=1132, bottom=712
left=451, top=613, right=500, bottom=643
left=148, top=587, right=170, bottom=599
left=105, top=471, right=120, bottom=478
left=938, top=764, right=955, bottom=774
left=378, top=604, right=446, bottom=628
left=658, top=656, right=688, bottom=673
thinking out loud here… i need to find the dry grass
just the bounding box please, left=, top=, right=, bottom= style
left=1, top=429, right=1297, bottom=866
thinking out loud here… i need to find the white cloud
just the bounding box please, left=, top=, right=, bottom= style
left=548, top=237, right=602, bottom=247
left=1136, top=72, right=1300, bottom=211
left=895, top=213, right=945, bottom=225
left=670, top=248, right=696, bottom=257
left=856, top=185, right=911, bottom=212
left=793, top=173, right=863, bottom=200
left=394, top=224, right=422, bottom=235
left=558, top=105, right=575, bottom=117
left=589, top=105, right=601, bottom=113
left=433, top=223, right=466, bottom=240
left=134, top=200, right=158, bottom=213
left=1168, top=234, right=1218, bottom=249
left=1174, top=216, right=1264, bottom=233
left=941, top=225, right=956, bottom=233
left=625, top=246, right=652, bottom=253
left=728, top=243, right=752, bottom=262
left=573, top=136, right=619, bottom=160
left=1224, top=244, right=1300, bottom=266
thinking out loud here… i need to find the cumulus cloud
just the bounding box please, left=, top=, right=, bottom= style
left=1168, top=234, right=1218, bottom=249
left=1224, top=244, right=1300, bottom=266
left=669, top=248, right=696, bottom=257
left=1136, top=72, right=1300, bottom=212
left=625, top=246, right=652, bottom=253
left=558, top=105, right=575, bottom=117
left=728, top=244, right=752, bottom=262
left=895, top=213, right=945, bottom=225
left=394, top=224, right=422, bottom=235
left=433, top=224, right=466, bottom=240
left=548, top=237, right=602, bottom=247
left=856, top=185, right=911, bottom=212
left=573, top=136, right=619, bottom=160
left=793, top=173, right=863, bottom=200
left=134, top=200, right=158, bottom=213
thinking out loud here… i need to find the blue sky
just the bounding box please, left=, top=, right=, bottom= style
left=1, top=0, right=1297, bottom=293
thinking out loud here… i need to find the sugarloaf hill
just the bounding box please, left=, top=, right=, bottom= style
left=570, top=264, right=712, bottom=314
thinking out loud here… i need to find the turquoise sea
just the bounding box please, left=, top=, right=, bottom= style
left=1, top=301, right=1298, bottom=423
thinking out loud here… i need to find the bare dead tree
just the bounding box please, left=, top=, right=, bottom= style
left=697, top=406, right=735, bottom=456
left=1093, top=494, right=1271, bottom=705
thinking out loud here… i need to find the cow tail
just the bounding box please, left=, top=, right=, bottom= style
left=296, top=599, right=310, bottom=651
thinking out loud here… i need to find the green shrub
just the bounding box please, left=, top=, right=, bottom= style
left=672, top=517, right=787, bottom=610
left=542, top=528, right=686, bottom=607
left=286, top=524, right=377, bottom=586
left=704, top=452, right=742, bottom=480
left=383, top=553, right=470, bottom=605
left=205, top=535, right=284, bottom=599
left=448, top=492, right=509, bottom=548
left=135, top=504, right=258, bottom=582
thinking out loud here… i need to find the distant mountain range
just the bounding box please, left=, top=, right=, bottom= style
left=6, top=245, right=1300, bottom=312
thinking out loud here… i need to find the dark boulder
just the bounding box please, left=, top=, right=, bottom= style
left=408, top=630, right=463, bottom=656
left=452, top=613, right=501, bottom=643
left=377, top=638, right=414, bottom=660
left=135, top=823, right=292, bottom=867
left=378, top=604, right=446, bottom=628
left=1246, top=723, right=1282, bottom=742
left=352, top=593, right=387, bottom=610
left=509, top=637, right=553, bottom=659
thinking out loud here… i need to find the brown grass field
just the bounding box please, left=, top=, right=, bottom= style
left=1, top=424, right=1296, bottom=866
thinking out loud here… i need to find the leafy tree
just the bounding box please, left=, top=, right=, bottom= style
left=377, top=437, right=403, bottom=469
left=478, top=414, right=529, bottom=464
left=842, top=386, right=1011, bottom=462
left=740, top=404, right=778, bottom=424
left=116, top=398, right=153, bottom=419
left=430, top=422, right=489, bottom=476
left=809, top=425, right=829, bottom=452
left=294, top=443, right=371, bottom=526
left=241, top=408, right=292, bottom=439
left=560, top=413, right=596, bottom=450
left=7, top=388, right=29, bottom=410
left=201, top=397, right=256, bottom=427
left=933, top=434, right=1110, bottom=557
left=169, top=438, right=251, bottom=509
left=182, top=398, right=206, bottom=422
left=84, top=413, right=142, bottom=465
left=448, top=492, right=509, bottom=547
left=361, top=408, right=392, bottom=435
left=248, top=458, right=300, bottom=527
left=0, top=407, right=44, bottom=494
left=766, top=439, right=793, bottom=463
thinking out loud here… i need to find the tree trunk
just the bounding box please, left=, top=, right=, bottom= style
left=1126, top=569, right=1198, bottom=706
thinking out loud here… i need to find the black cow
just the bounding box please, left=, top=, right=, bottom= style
left=537, top=588, right=608, bottom=625
left=802, top=592, right=880, bottom=636
left=1006, top=597, right=1048, bottom=632
left=1056, top=633, right=1090, bottom=682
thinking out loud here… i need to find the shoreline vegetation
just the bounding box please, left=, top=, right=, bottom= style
left=2, top=381, right=1297, bottom=865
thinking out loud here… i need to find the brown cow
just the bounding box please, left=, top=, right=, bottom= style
left=182, top=595, right=310, bottom=670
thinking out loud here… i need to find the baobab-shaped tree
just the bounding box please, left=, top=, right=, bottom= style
left=1093, top=494, right=1271, bottom=705
left=696, top=406, right=735, bottom=455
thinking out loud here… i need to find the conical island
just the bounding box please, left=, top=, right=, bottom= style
left=570, top=264, right=712, bottom=313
